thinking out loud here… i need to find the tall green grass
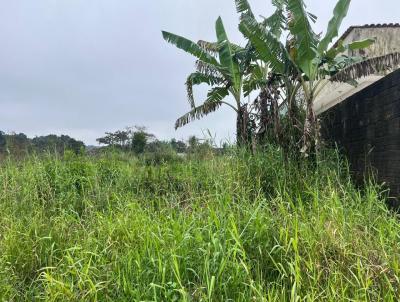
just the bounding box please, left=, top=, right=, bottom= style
left=0, top=149, right=399, bottom=301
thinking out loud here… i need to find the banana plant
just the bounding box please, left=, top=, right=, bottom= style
left=238, top=0, right=378, bottom=156
left=235, top=0, right=305, bottom=150
left=162, top=17, right=252, bottom=146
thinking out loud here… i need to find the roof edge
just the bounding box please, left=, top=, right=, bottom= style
left=332, top=23, right=400, bottom=48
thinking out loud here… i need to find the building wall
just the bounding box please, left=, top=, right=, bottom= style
left=342, top=27, right=400, bottom=58
left=314, top=76, right=384, bottom=115
left=314, top=26, right=400, bottom=115
left=321, top=68, right=400, bottom=207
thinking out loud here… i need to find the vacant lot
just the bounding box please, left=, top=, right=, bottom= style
left=0, top=150, right=399, bottom=301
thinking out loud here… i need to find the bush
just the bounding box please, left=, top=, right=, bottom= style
left=143, top=141, right=183, bottom=165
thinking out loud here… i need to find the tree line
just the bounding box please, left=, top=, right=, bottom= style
left=0, top=126, right=225, bottom=160
left=95, top=126, right=222, bottom=156
left=0, top=131, right=85, bottom=157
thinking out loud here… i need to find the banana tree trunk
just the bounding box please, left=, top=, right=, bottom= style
left=236, top=105, right=251, bottom=147
left=257, top=88, right=270, bottom=143
left=271, top=94, right=281, bottom=144
left=301, top=95, right=318, bottom=157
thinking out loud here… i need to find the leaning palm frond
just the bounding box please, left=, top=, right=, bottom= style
left=197, top=40, right=244, bottom=57
left=164, top=16, right=250, bottom=145
left=326, top=38, right=375, bottom=59
left=243, top=64, right=268, bottom=97
left=186, top=72, right=226, bottom=108
left=175, top=87, right=229, bottom=129
left=331, top=52, right=400, bottom=83
left=235, top=0, right=255, bottom=19
left=162, top=31, right=220, bottom=67
left=195, top=60, right=225, bottom=78
left=318, top=0, right=350, bottom=53
left=216, top=17, right=242, bottom=94
left=286, top=0, right=319, bottom=76
left=261, top=1, right=285, bottom=38
left=197, top=40, right=220, bottom=57
left=239, top=16, right=296, bottom=75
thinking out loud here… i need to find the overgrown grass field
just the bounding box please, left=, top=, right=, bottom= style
left=0, top=149, right=399, bottom=301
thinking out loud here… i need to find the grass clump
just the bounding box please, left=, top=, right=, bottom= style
left=0, top=149, right=399, bottom=301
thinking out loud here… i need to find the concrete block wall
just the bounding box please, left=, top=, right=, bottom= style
left=321, top=69, right=400, bottom=206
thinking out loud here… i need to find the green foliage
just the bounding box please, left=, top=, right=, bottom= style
left=237, top=0, right=381, bottom=156
left=318, top=0, right=351, bottom=53
left=239, top=16, right=293, bottom=74
left=163, top=16, right=256, bottom=145
left=286, top=0, right=319, bottom=77
left=161, top=31, right=220, bottom=67
left=32, top=135, right=85, bottom=154
left=4, top=132, right=30, bottom=157
left=131, top=130, right=148, bottom=154
left=235, top=0, right=255, bottom=19
left=170, top=139, right=187, bottom=154
left=185, top=72, right=225, bottom=108
left=215, top=17, right=242, bottom=94
left=0, top=131, right=7, bottom=154
left=0, top=150, right=399, bottom=300
left=163, top=0, right=390, bottom=152
left=0, top=132, right=85, bottom=157
left=96, top=126, right=156, bottom=154
left=143, top=141, right=183, bottom=165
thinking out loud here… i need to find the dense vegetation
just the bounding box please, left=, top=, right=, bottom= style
left=163, top=0, right=398, bottom=156
left=95, top=126, right=189, bottom=155
left=0, top=131, right=84, bottom=157
left=0, top=149, right=399, bottom=301
left=0, top=127, right=212, bottom=162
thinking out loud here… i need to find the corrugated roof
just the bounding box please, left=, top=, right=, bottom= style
left=333, top=23, right=400, bottom=48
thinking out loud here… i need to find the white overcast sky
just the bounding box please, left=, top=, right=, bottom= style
left=0, top=0, right=398, bottom=145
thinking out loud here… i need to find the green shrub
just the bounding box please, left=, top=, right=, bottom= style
left=143, top=141, right=183, bottom=165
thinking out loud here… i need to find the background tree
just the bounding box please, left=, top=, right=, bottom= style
left=96, top=132, right=118, bottom=147
left=31, top=134, right=84, bottom=154
left=130, top=126, right=155, bottom=154
left=0, top=132, right=84, bottom=156
left=0, top=131, right=7, bottom=154
left=5, top=132, right=31, bottom=157
left=114, top=130, right=130, bottom=148
left=170, top=139, right=187, bottom=153
left=187, top=135, right=199, bottom=152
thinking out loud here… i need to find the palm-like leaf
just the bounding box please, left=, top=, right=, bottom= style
left=162, top=31, right=220, bottom=67
left=239, top=16, right=295, bottom=74
left=347, top=39, right=375, bottom=51
left=243, top=64, right=268, bottom=97
left=216, top=17, right=242, bottom=95
left=326, top=38, right=375, bottom=59
left=318, top=0, right=351, bottom=53
left=164, top=18, right=246, bottom=134
left=195, top=60, right=224, bottom=78
left=175, top=87, right=229, bottom=129
left=235, top=0, right=255, bottom=19
left=331, top=52, right=400, bottom=82
left=198, top=40, right=245, bottom=56
left=287, top=0, right=318, bottom=77
left=197, top=40, right=220, bottom=57
left=186, top=72, right=225, bottom=108
left=261, top=8, right=285, bottom=38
